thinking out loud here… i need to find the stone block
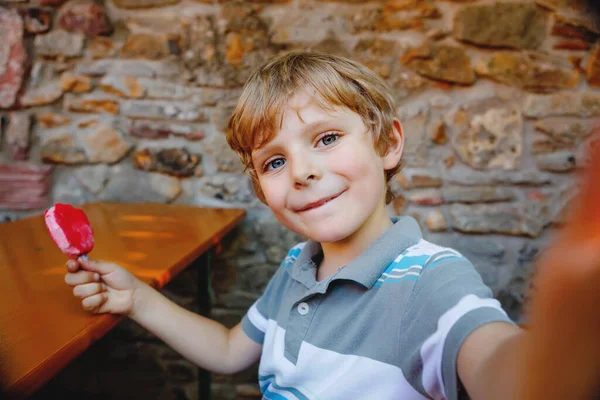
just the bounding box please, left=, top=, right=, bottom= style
left=113, top=0, right=180, bottom=9
left=0, top=163, right=52, bottom=210
left=128, top=119, right=206, bottom=140
left=133, top=148, right=202, bottom=177
left=0, top=8, right=26, bottom=109
left=34, top=29, right=85, bottom=58
left=452, top=106, right=523, bottom=170
left=58, top=1, right=112, bottom=37
left=586, top=42, right=600, bottom=87
left=536, top=150, right=578, bottom=172
left=450, top=201, right=551, bottom=237
left=60, top=71, right=93, bottom=93
left=40, top=119, right=131, bottom=164
left=475, top=51, right=580, bottom=93
left=99, top=166, right=182, bottom=203
left=64, top=93, right=119, bottom=114
left=454, top=2, right=547, bottom=49
left=22, top=8, right=52, bottom=34
left=121, top=100, right=208, bottom=121
left=6, top=112, right=31, bottom=161
left=442, top=186, right=515, bottom=203
left=402, top=42, right=475, bottom=85
left=523, top=93, right=600, bottom=118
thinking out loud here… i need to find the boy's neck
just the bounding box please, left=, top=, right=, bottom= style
left=316, top=203, right=393, bottom=282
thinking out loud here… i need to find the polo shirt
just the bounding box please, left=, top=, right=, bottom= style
left=241, top=216, right=515, bottom=400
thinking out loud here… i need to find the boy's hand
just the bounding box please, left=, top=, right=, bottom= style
left=519, top=140, right=600, bottom=399
left=65, top=257, right=140, bottom=316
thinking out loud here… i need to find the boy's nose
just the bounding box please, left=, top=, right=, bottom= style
left=291, top=155, right=321, bottom=188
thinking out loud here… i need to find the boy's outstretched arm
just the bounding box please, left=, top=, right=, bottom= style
left=459, top=142, right=600, bottom=400
left=66, top=258, right=262, bottom=375
left=456, top=321, right=524, bottom=400
left=132, top=281, right=262, bottom=374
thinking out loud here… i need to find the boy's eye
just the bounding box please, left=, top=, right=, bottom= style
left=265, top=158, right=285, bottom=171
left=319, top=133, right=339, bottom=147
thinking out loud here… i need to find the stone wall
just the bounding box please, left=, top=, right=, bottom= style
left=1, top=0, right=599, bottom=398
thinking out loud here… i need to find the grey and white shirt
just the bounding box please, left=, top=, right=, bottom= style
left=242, top=216, right=515, bottom=400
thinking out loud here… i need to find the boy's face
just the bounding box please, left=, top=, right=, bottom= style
left=251, top=90, right=404, bottom=244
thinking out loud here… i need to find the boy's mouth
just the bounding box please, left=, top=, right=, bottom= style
left=296, top=191, right=345, bottom=212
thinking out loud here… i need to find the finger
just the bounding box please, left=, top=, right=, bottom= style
left=65, top=270, right=100, bottom=286
left=78, top=257, right=115, bottom=275
left=66, top=259, right=80, bottom=273
left=73, top=282, right=104, bottom=299
left=82, top=292, right=107, bottom=312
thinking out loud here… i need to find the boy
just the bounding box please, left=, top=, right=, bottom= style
left=65, top=51, right=599, bottom=400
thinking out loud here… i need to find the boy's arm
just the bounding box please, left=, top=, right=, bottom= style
left=456, top=322, right=523, bottom=400
left=132, top=281, right=262, bottom=374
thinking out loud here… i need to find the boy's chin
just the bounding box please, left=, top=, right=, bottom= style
left=298, top=223, right=359, bottom=244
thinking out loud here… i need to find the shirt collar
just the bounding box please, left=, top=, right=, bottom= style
left=291, top=216, right=422, bottom=290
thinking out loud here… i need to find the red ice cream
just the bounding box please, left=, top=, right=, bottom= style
left=44, top=203, right=94, bottom=258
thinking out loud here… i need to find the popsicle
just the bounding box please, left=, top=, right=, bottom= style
left=44, top=203, right=94, bottom=259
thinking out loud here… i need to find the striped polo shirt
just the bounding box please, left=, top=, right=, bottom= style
left=241, top=216, right=514, bottom=400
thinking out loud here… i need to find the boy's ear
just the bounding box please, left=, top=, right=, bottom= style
left=383, top=119, right=404, bottom=170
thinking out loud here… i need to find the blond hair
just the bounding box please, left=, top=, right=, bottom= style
left=227, top=50, right=403, bottom=204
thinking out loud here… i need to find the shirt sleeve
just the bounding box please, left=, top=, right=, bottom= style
left=399, top=250, right=516, bottom=400
left=241, top=243, right=302, bottom=344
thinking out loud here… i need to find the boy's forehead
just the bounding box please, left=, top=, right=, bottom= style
left=282, top=90, right=345, bottom=125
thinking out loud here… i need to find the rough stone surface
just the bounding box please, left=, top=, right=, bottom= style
left=475, top=51, right=580, bottom=93
left=76, top=59, right=183, bottom=78
left=37, top=112, right=71, bottom=128
left=442, top=186, right=515, bottom=203
left=453, top=2, right=547, bottom=49
left=120, top=34, right=174, bottom=60
left=425, top=209, right=447, bottom=232
left=442, top=167, right=552, bottom=186
left=128, top=120, right=206, bottom=140
left=99, top=166, right=181, bottom=203
left=536, top=150, right=578, bottom=172
left=551, top=13, right=599, bottom=42
left=452, top=106, right=523, bottom=170
left=400, top=111, right=429, bottom=167
left=396, top=169, right=442, bottom=189
left=64, top=94, right=119, bottom=114
left=34, top=29, right=85, bottom=58
left=121, top=100, right=207, bottom=121
left=522, top=93, right=600, bottom=117
left=74, top=165, right=109, bottom=194
left=133, top=148, right=202, bottom=177
left=60, top=71, right=92, bottom=93
left=40, top=119, right=131, bottom=164
left=6, top=112, right=31, bottom=161
left=535, top=118, right=597, bottom=146
left=58, top=2, right=112, bottom=37
left=402, top=42, right=475, bottom=85
left=408, top=190, right=444, bottom=206
left=0, top=163, right=52, bottom=210
left=203, top=135, right=245, bottom=173
left=450, top=201, right=551, bottom=237
left=587, top=43, right=600, bottom=88
left=112, top=0, right=180, bottom=9
left=0, top=8, right=26, bottom=109
left=23, top=8, right=52, bottom=34
left=99, top=75, right=144, bottom=98
left=20, top=81, right=63, bottom=107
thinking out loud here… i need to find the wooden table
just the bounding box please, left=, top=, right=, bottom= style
left=0, top=202, right=245, bottom=399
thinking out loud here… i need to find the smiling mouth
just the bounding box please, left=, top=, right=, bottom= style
left=297, top=191, right=344, bottom=212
